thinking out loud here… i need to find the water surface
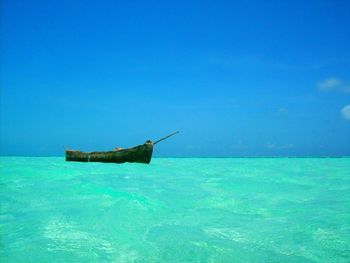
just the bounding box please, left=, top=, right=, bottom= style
left=1, top=157, right=349, bottom=262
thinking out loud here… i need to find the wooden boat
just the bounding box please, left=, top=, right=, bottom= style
left=65, top=131, right=179, bottom=164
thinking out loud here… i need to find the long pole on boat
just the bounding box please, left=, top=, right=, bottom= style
left=154, top=131, right=179, bottom=145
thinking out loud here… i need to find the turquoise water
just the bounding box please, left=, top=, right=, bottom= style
left=1, top=157, right=349, bottom=262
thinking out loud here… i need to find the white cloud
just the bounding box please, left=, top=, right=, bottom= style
left=266, top=143, right=294, bottom=149
left=317, top=77, right=350, bottom=93
left=341, top=104, right=350, bottom=120
left=318, top=78, right=342, bottom=91
left=277, top=107, right=288, bottom=116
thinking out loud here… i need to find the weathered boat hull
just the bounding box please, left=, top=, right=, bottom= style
left=65, top=142, right=153, bottom=164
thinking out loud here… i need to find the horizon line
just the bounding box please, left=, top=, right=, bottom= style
left=0, top=155, right=349, bottom=159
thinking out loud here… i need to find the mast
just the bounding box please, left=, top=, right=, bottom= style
left=153, top=131, right=179, bottom=145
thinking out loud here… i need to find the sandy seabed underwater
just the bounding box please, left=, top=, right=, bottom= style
left=0, top=157, right=349, bottom=262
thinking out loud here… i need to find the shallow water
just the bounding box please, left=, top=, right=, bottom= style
left=1, top=157, right=349, bottom=262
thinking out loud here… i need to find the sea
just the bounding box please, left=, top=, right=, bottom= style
left=0, top=157, right=349, bottom=263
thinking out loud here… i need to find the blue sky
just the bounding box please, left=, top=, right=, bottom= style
left=1, top=0, right=350, bottom=156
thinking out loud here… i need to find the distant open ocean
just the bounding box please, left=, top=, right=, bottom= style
left=0, top=157, right=349, bottom=262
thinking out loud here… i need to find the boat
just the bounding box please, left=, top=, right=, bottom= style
left=65, top=131, right=179, bottom=164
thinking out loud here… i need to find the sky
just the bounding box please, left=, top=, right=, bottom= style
left=1, top=0, right=350, bottom=157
